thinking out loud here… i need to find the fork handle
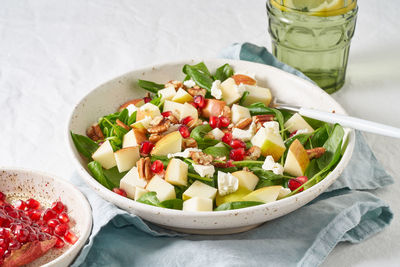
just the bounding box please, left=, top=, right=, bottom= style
left=299, top=108, right=400, bottom=138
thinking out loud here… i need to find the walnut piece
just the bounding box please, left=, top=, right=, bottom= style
left=137, top=157, right=153, bottom=180
left=187, top=86, right=206, bottom=97
left=245, top=146, right=261, bottom=160
left=182, top=138, right=198, bottom=149
left=149, top=133, right=163, bottom=143
left=166, top=114, right=179, bottom=124
left=190, top=151, right=213, bottom=165
left=147, top=119, right=170, bottom=134
left=221, top=106, right=231, bottom=118
left=86, top=123, right=104, bottom=141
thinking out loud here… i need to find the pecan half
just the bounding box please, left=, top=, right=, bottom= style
left=245, top=146, right=261, bottom=160
left=190, top=151, right=213, bottom=165
left=137, top=157, right=153, bottom=180
left=253, top=114, right=275, bottom=125
left=235, top=117, right=252, bottom=129
left=116, top=119, right=130, bottom=131
left=149, top=133, right=163, bottom=143
left=86, top=123, right=104, bottom=141
left=307, top=147, right=326, bottom=160
left=182, top=138, right=197, bottom=149
left=187, top=86, right=206, bottom=97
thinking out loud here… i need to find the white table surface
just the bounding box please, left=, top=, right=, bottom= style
left=1, top=0, right=399, bottom=266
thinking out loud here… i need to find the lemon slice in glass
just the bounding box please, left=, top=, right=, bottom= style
left=271, top=0, right=356, bottom=16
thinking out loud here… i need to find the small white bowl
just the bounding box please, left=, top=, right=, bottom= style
left=0, top=168, right=92, bottom=266
left=67, top=59, right=355, bottom=234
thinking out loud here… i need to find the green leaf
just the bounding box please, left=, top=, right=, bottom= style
left=160, top=199, right=183, bottom=210
left=187, top=62, right=212, bottom=76
left=127, top=111, right=137, bottom=125
left=87, top=161, right=113, bottom=189
left=214, top=201, right=264, bottom=211
left=190, top=124, right=219, bottom=149
left=137, top=192, right=162, bottom=207
left=317, top=124, right=344, bottom=170
left=213, top=63, right=234, bottom=82
left=118, top=108, right=129, bottom=125
left=102, top=167, right=128, bottom=189
left=183, top=64, right=214, bottom=92
left=150, top=96, right=162, bottom=107
left=138, top=79, right=164, bottom=94
left=255, top=179, right=284, bottom=189
left=284, top=133, right=313, bottom=148
left=231, top=160, right=263, bottom=168
left=70, top=132, right=99, bottom=158
left=150, top=155, right=171, bottom=166
left=310, top=125, right=329, bottom=148
left=203, top=146, right=230, bottom=158
left=247, top=103, right=285, bottom=135
left=215, top=166, right=239, bottom=173
left=250, top=167, right=293, bottom=181
left=238, top=91, right=250, bottom=106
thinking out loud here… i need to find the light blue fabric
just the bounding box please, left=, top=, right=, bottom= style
left=71, top=43, right=393, bottom=267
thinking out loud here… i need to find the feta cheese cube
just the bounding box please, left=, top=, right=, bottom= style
left=210, top=128, right=225, bottom=141
left=262, top=156, right=284, bottom=175
left=263, top=121, right=280, bottom=135
left=211, top=80, right=222, bottom=99
left=167, top=148, right=202, bottom=159
left=126, top=104, right=137, bottom=116
left=192, top=164, right=215, bottom=178
left=232, top=128, right=253, bottom=141
left=217, top=171, right=239, bottom=196
left=183, top=79, right=196, bottom=88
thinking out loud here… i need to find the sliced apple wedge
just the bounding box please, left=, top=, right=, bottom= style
left=201, top=99, right=226, bottom=118
left=179, top=102, right=198, bottom=121
left=242, top=186, right=283, bottom=203
left=284, top=139, right=310, bottom=177
left=215, top=186, right=252, bottom=206
left=231, top=104, right=251, bottom=124
left=92, top=140, right=117, bottom=169
left=172, top=88, right=193, bottom=104
left=220, top=77, right=242, bottom=105
left=123, top=129, right=147, bottom=148
left=151, top=131, right=182, bottom=156
left=231, top=170, right=259, bottom=191
left=136, top=103, right=161, bottom=121
left=182, top=181, right=218, bottom=201
left=165, top=158, right=188, bottom=186
left=232, top=74, right=256, bottom=85
left=284, top=113, right=314, bottom=133
left=182, top=197, right=213, bottom=212
left=251, top=126, right=286, bottom=161
left=163, top=100, right=184, bottom=119
left=130, top=116, right=152, bottom=132
left=239, top=84, right=272, bottom=107
left=158, top=86, right=176, bottom=101
left=146, top=175, right=176, bottom=202
left=120, top=166, right=147, bottom=199
left=114, top=146, right=140, bottom=172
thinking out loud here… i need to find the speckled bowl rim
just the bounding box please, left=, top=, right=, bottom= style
left=66, top=58, right=355, bottom=225
left=0, top=167, right=93, bottom=266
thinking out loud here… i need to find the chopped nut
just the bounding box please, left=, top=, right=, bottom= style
left=137, top=157, right=153, bottom=180
left=235, top=118, right=252, bottom=129
left=245, top=146, right=261, bottom=160
left=190, top=151, right=213, bottom=165
left=166, top=114, right=179, bottom=124
left=150, top=115, right=164, bottom=127
left=187, top=118, right=203, bottom=129
left=253, top=114, right=275, bottom=125
left=165, top=80, right=183, bottom=90
left=182, top=138, right=198, bottom=149
left=149, top=133, right=163, bottom=143
left=221, top=106, right=231, bottom=118
left=187, top=86, right=206, bottom=97
left=147, top=119, right=170, bottom=134
left=242, top=167, right=250, bottom=172
left=307, top=147, right=326, bottom=160
left=86, top=123, right=104, bottom=141
left=116, top=119, right=130, bottom=131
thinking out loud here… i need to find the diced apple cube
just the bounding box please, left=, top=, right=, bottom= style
left=163, top=100, right=184, bottom=119
left=130, top=116, right=152, bottom=132
left=220, top=78, right=242, bottom=105
left=134, top=187, right=149, bottom=200
left=136, top=103, right=161, bottom=121
left=172, top=88, right=193, bottom=104
left=146, top=175, right=176, bottom=202
left=283, top=139, right=310, bottom=177
left=231, top=170, right=259, bottom=191
left=92, top=140, right=117, bottom=169
left=231, top=104, right=251, bottom=124
left=251, top=127, right=286, bottom=161
left=158, top=86, right=176, bottom=101
left=182, top=197, right=213, bottom=212
left=123, top=129, right=147, bottom=148
left=242, top=186, right=283, bottom=203
left=179, top=102, right=198, bottom=121
left=114, top=146, right=140, bottom=172
left=284, top=113, right=314, bottom=133
left=182, top=181, right=217, bottom=200
left=151, top=131, right=182, bottom=156
left=201, top=99, right=226, bottom=118
left=165, top=158, right=188, bottom=186
left=120, top=167, right=147, bottom=199
left=240, top=84, right=272, bottom=107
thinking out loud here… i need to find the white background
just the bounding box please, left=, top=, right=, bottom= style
left=0, top=0, right=399, bottom=266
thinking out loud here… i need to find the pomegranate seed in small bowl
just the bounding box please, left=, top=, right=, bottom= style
left=14, top=200, right=26, bottom=211
left=25, top=198, right=40, bottom=210
left=64, top=231, right=78, bottom=245
left=51, top=201, right=65, bottom=214
left=178, top=125, right=190, bottom=138
left=58, top=212, right=70, bottom=224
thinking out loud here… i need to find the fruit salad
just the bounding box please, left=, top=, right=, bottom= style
left=71, top=62, right=345, bottom=212
left=0, top=192, right=77, bottom=266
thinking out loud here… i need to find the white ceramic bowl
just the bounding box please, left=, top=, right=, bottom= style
left=67, top=59, right=355, bottom=234
left=0, top=168, right=92, bottom=266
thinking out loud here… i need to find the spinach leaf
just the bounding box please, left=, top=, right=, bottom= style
left=247, top=103, right=285, bottom=133
left=127, top=111, right=137, bottom=125
left=230, top=160, right=263, bottom=168
left=215, top=166, right=239, bottom=173
left=103, top=167, right=127, bottom=189
left=238, top=91, right=250, bottom=106
left=150, top=96, right=163, bottom=107
left=255, top=179, right=284, bottom=189
left=317, top=124, right=344, bottom=170
left=213, top=63, right=234, bottom=82
left=70, top=132, right=99, bottom=158
left=160, top=199, right=183, bottom=210
left=138, top=79, right=164, bottom=94
left=87, top=161, right=113, bottom=189
left=304, top=159, right=320, bottom=181
left=203, top=146, right=230, bottom=158
left=310, top=125, right=329, bottom=148
left=187, top=62, right=212, bottom=76
left=174, top=185, right=187, bottom=200
left=214, top=201, right=264, bottom=211
left=187, top=172, right=214, bottom=184
left=137, top=192, right=161, bottom=207
left=190, top=124, right=219, bottom=149
left=250, top=167, right=293, bottom=181
left=118, top=108, right=129, bottom=125
left=183, top=64, right=214, bottom=92
left=150, top=155, right=171, bottom=166
left=284, top=133, right=313, bottom=148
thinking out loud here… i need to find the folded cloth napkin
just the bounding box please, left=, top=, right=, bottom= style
left=71, top=43, right=393, bottom=267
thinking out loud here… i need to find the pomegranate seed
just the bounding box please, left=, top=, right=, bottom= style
left=42, top=209, right=57, bottom=221
left=58, top=212, right=70, bottom=224
left=0, top=192, right=5, bottom=201
left=55, top=237, right=65, bottom=248
left=0, top=238, right=8, bottom=250
left=0, top=247, right=4, bottom=258
left=47, top=219, right=60, bottom=228
left=38, top=233, right=48, bottom=241
left=140, top=141, right=154, bottom=155
left=190, top=102, right=199, bottom=109
left=0, top=218, right=11, bottom=228
left=11, top=224, right=23, bottom=233
left=178, top=125, right=190, bottom=138
left=229, top=148, right=245, bottom=161
left=51, top=201, right=65, bottom=214
left=28, top=210, right=42, bottom=221
left=193, top=95, right=206, bottom=108
left=28, top=232, right=38, bottom=242
left=3, top=249, right=10, bottom=258
left=112, top=188, right=127, bottom=197
left=209, top=116, right=220, bottom=128
left=219, top=116, right=230, bottom=127
left=143, top=96, right=152, bottom=103
left=151, top=160, right=164, bottom=174
left=54, top=223, right=68, bottom=237
left=289, top=130, right=298, bottom=137
left=8, top=239, right=21, bottom=250
left=227, top=159, right=235, bottom=167
left=64, top=231, right=78, bottom=244
left=41, top=226, right=53, bottom=235
left=181, top=116, right=193, bottom=125
left=222, top=132, right=232, bottom=144
left=15, top=228, right=29, bottom=243
left=296, top=176, right=308, bottom=184
left=230, top=139, right=246, bottom=149
left=25, top=198, right=40, bottom=209
left=14, top=200, right=26, bottom=211
left=3, top=205, right=13, bottom=213
left=288, top=178, right=306, bottom=192
left=161, top=111, right=172, bottom=117
left=7, top=210, right=19, bottom=218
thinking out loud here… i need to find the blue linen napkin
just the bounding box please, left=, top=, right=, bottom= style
left=71, top=43, right=393, bottom=267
